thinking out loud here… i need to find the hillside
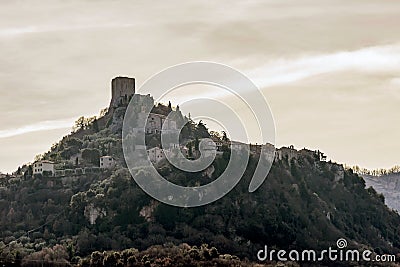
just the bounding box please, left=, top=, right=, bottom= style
left=363, top=173, right=400, bottom=213
left=0, top=91, right=400, bottom=266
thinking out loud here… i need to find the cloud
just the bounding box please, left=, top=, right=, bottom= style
left=390, top=77, right=400, bottom=85
left=0, top=118, right=75, bottom=139
left=0, top=23, right=138, bottom=38
left=249, top=44, right=400, bottom=89
left=162, top=44, right=400, bottom=104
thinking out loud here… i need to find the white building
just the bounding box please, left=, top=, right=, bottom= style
left=100, top=156, right=115, bottom=169
left=147, top=147, right=165, bottom=163
left=33, top=160, right=55, bottom=176
left=211, top=136, right=223, bottom=151
left=169, top=143, right=180, bottom=149
left=200, top=138, right=218, bottom=158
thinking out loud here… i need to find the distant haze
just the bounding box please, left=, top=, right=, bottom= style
left=1, top=0, right=400, bottom=173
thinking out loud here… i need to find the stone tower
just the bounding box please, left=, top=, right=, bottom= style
left=110, top=76, right=135, bottom=108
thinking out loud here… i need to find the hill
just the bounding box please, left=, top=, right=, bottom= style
left=0, top=82, right=399, bottom=266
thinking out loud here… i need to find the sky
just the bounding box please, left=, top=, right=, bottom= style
left=0, top=0, right=400, bottom=173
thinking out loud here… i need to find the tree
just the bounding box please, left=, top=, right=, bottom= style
left=195, top=121, right=209, bottom=138
left=86, top=116, right=96, bottom=127
left=65, top=137, right=83, bottom=148
left=73, top=116, right=97, bottom=132
left=81, top=149, right=100, bottom=166
left=103, top=252, right=123, bottom=267
left=73, top=116, right=86, bottom=132
left=180, top=118, right=195, bottom=139
left=210, top=131, right=221, bottom=139
left=222, top=131, right=229, bottom=142
left=34, top=154, right=43, bottom=162
left=187, top=142, right=193, bottom=158
left=22, top=245, right=69, bottom=267
left=99, top=107, right=109, bottom=117
left=194, top=137, right=199, bottom=151
left=24, top=165, right=33, bottom=178
left=92, top=119, right=99, bottom=132
left=90, top=251, right=104, bottom=266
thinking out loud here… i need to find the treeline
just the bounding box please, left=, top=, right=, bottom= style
left=348, top=165, right=400, bottom=176
left=1, top=243, right=264, bottom=267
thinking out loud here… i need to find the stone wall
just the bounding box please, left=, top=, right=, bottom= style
left=110, top=76, right=135, bottom=108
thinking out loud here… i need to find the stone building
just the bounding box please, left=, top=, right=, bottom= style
left=145, top=113, right=177, bottom=134
left=147, top=147, right=165, bottom=163
left=275, top=145, right=298, bottom=162
left=110, top=76, right=135, bottom=108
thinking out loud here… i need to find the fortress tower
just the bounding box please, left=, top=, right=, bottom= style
left=110, top=76, right=135, bottom=108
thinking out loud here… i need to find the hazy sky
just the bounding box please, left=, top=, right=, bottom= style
left=1, top=0, right=400, bottom=173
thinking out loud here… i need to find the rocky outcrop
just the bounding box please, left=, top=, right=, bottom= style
left=363, top=173, right=400, bottom=212
left=84, top=203, right=107, bottom=225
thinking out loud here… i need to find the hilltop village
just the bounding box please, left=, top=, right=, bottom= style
left=1, top=77, right=399, bottom=267
left=0, top=75, right=339, bottom=237
left=2, top=76, right=328, bottom=182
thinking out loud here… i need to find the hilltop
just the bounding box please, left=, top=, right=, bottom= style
left=0, top=77, right=399, bottom=266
